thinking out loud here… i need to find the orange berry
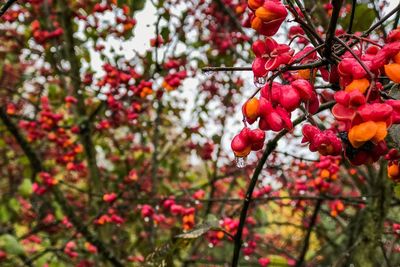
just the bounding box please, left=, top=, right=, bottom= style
left=345, top=78, right=370, bottom=94
left=248, top=0, right=263, bottom=10
left=371, top=121, right=387, bottom=143
left=251, top=16, right=263, bottom=32
left=297, top=69, right=311, bottom=80
left=234, top=146, right=251, bottom=157
left=255, top=7, right=279, bottom=22
left=216, top=231, right=224, bottom=239
left=348, top=121, right=378, bottom=148
left=388, top=164, right=399, bottom=178
left=243, top=98, right=260, bottom=121
left=384, top=63, right=400, bottom=83
left=320, top=169, right=330, bottom=179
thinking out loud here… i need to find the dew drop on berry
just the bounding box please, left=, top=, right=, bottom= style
left=235, top=156, right=247, bottom=168
left=253, top=76, right=266, bottom=88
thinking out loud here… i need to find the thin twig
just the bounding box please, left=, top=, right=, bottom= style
left=348, top=0, right=357, bottom=34
left=0, top=0, right=17, bottom=18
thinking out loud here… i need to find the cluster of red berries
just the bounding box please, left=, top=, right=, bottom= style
left=162, top=70, right=187, bottom=92
left=330, top=32, right=400, bottom=165
left=232, top=0, right=400, bottom=175
left=33, top=172, right=58, bottom=195
left=18, top=97, right=85, bottom=172
left=31, top=20, right=63, bottom=45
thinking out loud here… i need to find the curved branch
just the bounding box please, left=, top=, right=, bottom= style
left=295, top=199, right=322, bottom=267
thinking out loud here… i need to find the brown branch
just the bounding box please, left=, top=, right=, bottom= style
left=324, top=0, right=343, bottom=61
left=333, top=36, right=374, bottom=79
left=202, top=66, right=252, bottom=72
left=348, top=0, right=357, bottom=34
left=295, top=199, right=322, bottom=267
left=0, top=107, right=42, bottom=176
left=57, top=0, right=101, bottom=191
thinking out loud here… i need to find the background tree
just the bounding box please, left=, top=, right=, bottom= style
left=0, top=0, right=399, bottom=267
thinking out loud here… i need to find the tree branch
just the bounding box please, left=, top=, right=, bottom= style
left=295, top=199, right=322, bottom=267
left=57, top=0, right=101, bottom=192
left=348, top=0, right=357, bottom=34
left=324, top=0, right=343, bottom=60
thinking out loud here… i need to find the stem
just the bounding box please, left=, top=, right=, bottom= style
left=333, top=36, right=374, bottom=79
left=325, top=0, right=343, bottom=60
left=202, top=66, right=252, bottom=72
left=0, top=0, right=17, bottom=18
left=348, top=0, right=357, bottom=34
left=286, top=0, right=324, bottom=56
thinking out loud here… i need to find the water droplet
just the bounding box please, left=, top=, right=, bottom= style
left=208, top=243, right=214, bottom=248
left=253, top=76, right=266, bottom=88
left=235, top=156, right=247, bottom=168
left=244, top=256, right=250, bottom=261
left=144, top=217, right=149, bottom=222
left=195, top=200, right=200, bottom=205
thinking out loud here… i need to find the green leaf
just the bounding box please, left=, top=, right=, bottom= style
left=53, top=202, right=64, bottom=220
left=394, top=184, right=400, bottom=199
left=18, top=178, right=33, bottom=197
left=0, top=205, right=10, bottom=223
left=8, top=198, right=20, bottom=213
left=160, top=27, right=170, bottom=42
left=175, top=215, right=220, bottom=239
left=131, top=0, right=146, bottom=12
left=0, top=234, right=25, bottom=255
left=48, top=83, right=62, bottom=101
left=269, top=255, right=289, bottom=266
left=341, top=4, right=375, bottom=32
